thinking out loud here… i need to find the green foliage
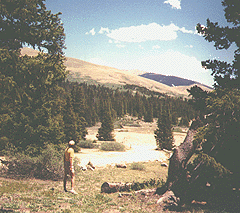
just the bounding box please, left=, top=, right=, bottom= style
left=0, top=0, right=65, bottom=54
left=172, top=127, right=183, bottom=133
left=0, top=1, right=197, bottom=154
left=100, top=142, right=125, bottom=151
left=62, top=95, right=80, bottom=142
left=185, top=1, right=240, bottom=204
left=197, top=0, right=240, bottom=89
left=187, top=153, right=233, bottom=204
left=6, top=144, right=65, bottom=180
left=0, top=0, right=68, bottom=153
left=144, top=102, right=153, bottom=122
left=0, top=0, right=196, bottom=153
left=154, top=109, right=174, bottom=150
left=179, top=116, right=189, bottom=127
left=97, top=99, right=115, bottom=141
left=78, top=140, right=99, bottom=149
left=131, top=178, right=165, bottom=191
left=193, top=89, right=240, bottom=174
left=130, top=162, right=145, bottom=171
left=191, top=153, right=231, bottom=180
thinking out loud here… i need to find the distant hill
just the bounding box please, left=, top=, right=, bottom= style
left=140, top=73, right=212, bottom=89
left=21, top=47, right=212, bottom=97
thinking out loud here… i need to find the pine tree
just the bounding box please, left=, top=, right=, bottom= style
left=62, top=96, right=79, bottom=142
left=154, top=109, right=174, bottom=150
left=179, top=116, right=189, bottom=127
left=0, top=0, right=66, bottom=152
left=144, top=101, right=153, bottom=122
left=70, top=85, right=88, bottom=139
left=97, top=99, right=115, bottom=141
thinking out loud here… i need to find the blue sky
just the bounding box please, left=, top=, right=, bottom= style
left=46, top=0, right=235, bottom=87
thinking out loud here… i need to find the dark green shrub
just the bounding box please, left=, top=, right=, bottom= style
left=131, top=178, right=165, bottom=191
left=35, top=144, right=64, bottom=180
left=7, top=153, right=38, bottom=178
left=172, top=127, right=183, bottom=133
left=6, top=144, right=65, bottom=180
left=100, top=142, right=125, bottom=151
left=78, top=140, right=98, bottom=149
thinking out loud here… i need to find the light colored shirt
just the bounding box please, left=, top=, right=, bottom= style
left=64, top=147, right=74, bottom=162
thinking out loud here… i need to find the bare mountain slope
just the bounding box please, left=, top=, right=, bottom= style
left=65, top=56, right=190, bottom=96
left=21, top=47, right=211, bottom=97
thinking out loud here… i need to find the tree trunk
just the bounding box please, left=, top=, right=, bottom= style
left=157, top=117, right=203, bottom=205
left=101, top=182, right=134, bottom=193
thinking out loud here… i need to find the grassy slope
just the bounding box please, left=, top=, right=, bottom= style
left=21, top=47, right=211, bottom=98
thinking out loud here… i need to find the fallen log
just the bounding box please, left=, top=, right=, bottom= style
left=101, top=182, right=133, bottom=193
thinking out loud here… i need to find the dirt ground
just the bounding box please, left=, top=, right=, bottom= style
left=76, top=120, right=188, bottom=168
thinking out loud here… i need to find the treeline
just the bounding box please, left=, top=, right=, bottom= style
left=62, top=81, right=196, bottom=127
left=1, top=72, right=196, bottom=156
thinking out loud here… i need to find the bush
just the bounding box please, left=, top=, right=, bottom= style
left=78, top=140, right=98, bottom=149
left=100, top=142, right=125, bottom=151
left=131, top=178, right=165, bottom=191
left=130, top=162, right=145, bottom=171
left=36, top=144, right=64, bottom=180
left=6, top=144, right=65, bottom=180
left=7, top=153, right=38, bottom=178
left=172, top=127, right=183, bottom=133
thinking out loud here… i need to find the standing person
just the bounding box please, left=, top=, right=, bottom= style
left=64, top=140, right=78, bottom=194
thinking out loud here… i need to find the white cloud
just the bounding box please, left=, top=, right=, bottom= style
left=164, top=0, right=181, bottom=9
left=105, top=23, right=194, bottom=43
left=116, top=44, right=126, bottom=48
left=107, top=50, right=213, bottom=86
left=152, top=45, right=161, bottom=49
left=185, top=44, right=193, bottom=48
left=134, top=50, right=213, bottom=85
left=109, top=39, right=121, bottom=44
left=179, top=27, right=194, bottom=34
left=86, top=50, right=213, bottom=86
left=99, top=27, right=110, bottom=34
left=86, top=28, right=96, bottom=35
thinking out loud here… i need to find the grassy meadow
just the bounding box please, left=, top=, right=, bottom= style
left=0, top=161, right=168, bottom=213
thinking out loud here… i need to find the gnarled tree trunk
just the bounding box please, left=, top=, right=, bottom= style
left=157, top=117, right=203, bottom=205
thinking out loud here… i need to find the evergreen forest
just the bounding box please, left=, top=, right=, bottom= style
left=1, top=73, right=197, bottom=155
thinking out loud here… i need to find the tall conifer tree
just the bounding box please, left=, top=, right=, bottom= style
left=63, top=96, right=79, bottom=142
left=154, top=109, right=174, bottom=150
left=97, top=99, right=115, bottom=141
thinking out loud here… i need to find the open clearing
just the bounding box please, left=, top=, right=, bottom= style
left=0, top=119, right=191, bottom=213
left=76, top=119, right=188, bottom=168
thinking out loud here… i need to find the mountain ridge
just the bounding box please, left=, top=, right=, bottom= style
left=140, top=72, right=212, bottom=89
left=21, top=47, right=212, bottom=97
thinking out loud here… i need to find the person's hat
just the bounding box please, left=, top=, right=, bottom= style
left=69, top=140, right=75, bottom=146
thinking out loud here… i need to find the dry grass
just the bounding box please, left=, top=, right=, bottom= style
left=20, top=47, right=212, bottom=98
left=0, top=161, right=168, bottom=213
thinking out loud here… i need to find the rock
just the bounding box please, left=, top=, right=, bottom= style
left=87, top=165, right=94, bottom=171
left=161, top=163, right=168, bottom=167
left=116, top=163, right=127, bottom=168
left=80, top=161, right=95, bottom=171
left=157, top=190, right=179, bottom=206
left=0, top=158, right=8, bottom=173
left=81, top=165, right=87, bottom=171
left=87, top=161, right=95, bottom=169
